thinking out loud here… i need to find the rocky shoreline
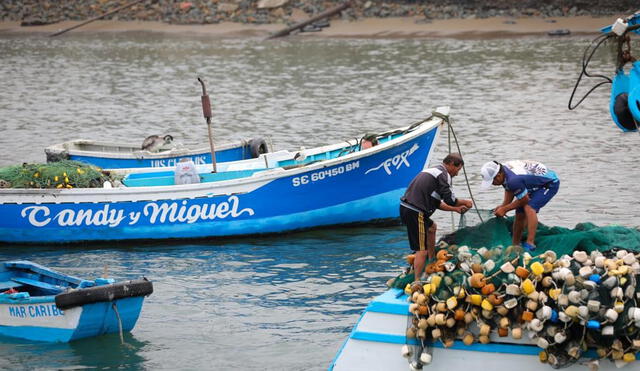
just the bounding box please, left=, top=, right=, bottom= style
left=2, top=1, right=637, bottom=27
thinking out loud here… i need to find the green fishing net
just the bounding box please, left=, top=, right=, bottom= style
left=0, top=160, right=112, bottom=189
left=390, top=215, right=640, bottom=289
left=444, top=217, right=640, bottom=255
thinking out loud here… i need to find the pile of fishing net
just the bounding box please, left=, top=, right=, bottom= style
left=390, top=218, right=640, bottom=369
left=0, top=160, right=114, bottom=189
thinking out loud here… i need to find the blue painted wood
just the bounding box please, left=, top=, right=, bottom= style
left=0, top=117, right=443, bottom=244
left=0, top=260, right=149, bottom=342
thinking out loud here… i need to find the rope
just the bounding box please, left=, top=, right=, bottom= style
left=111, top=302, right=125, bottom=344
left=431, top=111, right=484, bottom=226
left=568, top=23, right=640, bottom=111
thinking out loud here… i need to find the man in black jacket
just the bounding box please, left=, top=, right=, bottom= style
left=400, top=153, right=473, bottom=282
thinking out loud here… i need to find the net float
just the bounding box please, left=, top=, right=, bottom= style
left=446, top=297, right=457, bottom=310
left=501, top=262, right=515, bottom=273
left=487, top=294, right=503, bottom=306
left=431, top=328, right=442, bottom=339
left=468, top=294, right=482, bottom=306
left=529, top=318, right=544, bottom=332
left=462, top=332, right=474, bottom=345
left=504, top=298, right=518, bottom=309
left=573, top=251, right=588, bottom=263
left=564, top=305, right=579, bottom=318
left=499, top=317, right=510, bottom=329
left=521, top=279, right=535, bottom=295
left=407, top=327, right=417, bottom=338
left=554, top=331, right=567, bottom=343
left=537, top=337, right=550, bottom=349
left=481, top=283, right=496, bottom=295
left=516, top=267, right=530, bottom=279
left=446, top=317, right=456, bottom=328
left=481, top=299, right=494, bottom=311
left=418, top=318, right=428, bottom=329
left=479, top=323, right=491, bottom=336
left=512, top=327, right=523, bottom=339
left=401, top=344, right=412, bottom=358
left=539, top=350, right=549, bottom=363
left=530, top=262, right=544, bottom=276
left=506, top=284, right=521, bottom=296
left=602, top=325, right=615, bottom=336
left=420, top=351, right=432, bottom=364
left=623, top=353, right=636, bottom=363
left=522, top=310, right=534, bottom=322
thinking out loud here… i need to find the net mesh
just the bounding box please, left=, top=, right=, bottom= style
left=0, top=161, right=113, bottom=189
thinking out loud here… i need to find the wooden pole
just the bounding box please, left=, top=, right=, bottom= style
left=49, top=0, right=147, bottom=37
left=265, top=1, right=351, bottom=40
left=198, top=78, right=218, bottom=173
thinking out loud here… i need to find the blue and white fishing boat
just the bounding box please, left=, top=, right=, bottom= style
left=44, top=137, right=270, bottom=169
left=0, top=108, right=448, bottom=244
left=330, top=289, right=632, bottom=371
left=0, top=261, right=152, bottom=342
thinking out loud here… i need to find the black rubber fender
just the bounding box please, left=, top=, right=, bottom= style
left=613, top=93, right=638, bottom=131
left=248, top=137, right=269, bottom=158
left=55, top=278, right=153, bottom=310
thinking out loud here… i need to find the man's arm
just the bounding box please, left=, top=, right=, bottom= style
left=501, top=190, right=514, bottom=206
left=436, top=174, right=457, bottom=206
left=439, top=201, right=467, bottom=214
left=495, top=194, right=529, bottom=217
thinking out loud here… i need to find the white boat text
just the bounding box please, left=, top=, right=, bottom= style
left=19, top=195, right=254, bottom=228
left=364, top=144, right=420, bottom=175
left=291, top=161, right=359, bottom=187
left=9, top=304, right=64, bottom=318
left=150, top=155, right=207, bottom=168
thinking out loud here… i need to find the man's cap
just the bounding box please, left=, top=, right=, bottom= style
left=480, top=161, right=500, bottom=190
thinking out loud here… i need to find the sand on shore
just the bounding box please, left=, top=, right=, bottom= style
left=0, top=15, right=613, bottom=39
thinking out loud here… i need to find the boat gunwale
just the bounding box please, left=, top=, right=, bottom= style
left=44, top=138, right=251, bottom=160
left=0, top=109, right=447, bottom=204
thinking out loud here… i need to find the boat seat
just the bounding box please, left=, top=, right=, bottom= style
left=11, top=277, right=65, bottom=293
left=0, top=280, right=23, bottom=292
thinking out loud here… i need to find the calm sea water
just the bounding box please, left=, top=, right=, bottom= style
left=0, top=31, right=638, bottom=370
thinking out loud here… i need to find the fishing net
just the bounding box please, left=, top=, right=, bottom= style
left=443, top=216, right=640, bottom=256
left=0, top=160, right=113, bottom=189
left=390, top=210, right=640, bottom=369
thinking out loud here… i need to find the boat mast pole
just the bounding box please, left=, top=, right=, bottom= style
left=198, top=77, right=217, bottom=173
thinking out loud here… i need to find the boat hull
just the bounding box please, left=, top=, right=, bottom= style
left=0, top=297, right=145, bottom=342
left=0, top=112, right=444, bottom=244
left=45, top=139, right=264, bottom=169
left=0, top=261, right=151, bottom=342
left=330, top=289, right=636, bottom=371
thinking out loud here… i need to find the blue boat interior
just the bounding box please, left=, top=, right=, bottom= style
left=122, top=132, right=403, bottom=188
left=0, top=261, right=89, bottom=301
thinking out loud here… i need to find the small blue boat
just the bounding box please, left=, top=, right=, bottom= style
left=0, top=107, right=447, bottom=244
left=44, top=137, right=270, bottom=169
left=0, top=261, right=153, bottom=342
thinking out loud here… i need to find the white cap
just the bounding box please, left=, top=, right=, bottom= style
left=480, top=161, right=500, bottom=190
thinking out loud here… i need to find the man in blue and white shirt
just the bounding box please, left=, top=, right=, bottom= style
left=480, top=160, right=560, bottom=251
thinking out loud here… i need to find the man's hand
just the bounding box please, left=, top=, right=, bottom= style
left=455, top=205, right=468, bottom=214
left=494, top=206, right=507, bottom=217
left=461, top=199, right=473, bottom=209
